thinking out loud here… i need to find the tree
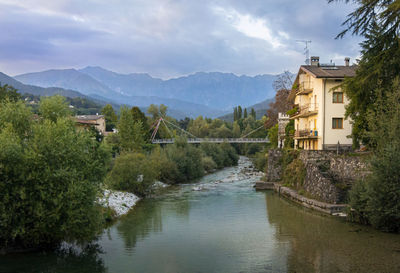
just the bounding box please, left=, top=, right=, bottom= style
left=101, top=104, right=117, bottom=131
left=39, top=95, right=70, bottom=123
left=233, top=107, right=238, bottom=121
left=250, top=108, right=256, bottom=119
left=147, top=104, right=167, bottom=119
left=106, top=152, right=157, bottom=197
left=265, top=73, right=294, bottom=128
left=237, top=106, right=242, bottom=119
left=0, top=84, right=20, bottom=102
left=329, top=0, right=400, bottom=147
left=243, top=108, right=248, bottom=118
left=118, top=106, right=135, bottom=151
left=0, top=100, right=111, bottom=248
left=348, top=79, right=400, bottom=232
left=131, top=106, right=150, bottom=141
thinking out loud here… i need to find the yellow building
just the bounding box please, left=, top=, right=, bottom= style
left=291, top=57, right=356, bottom=150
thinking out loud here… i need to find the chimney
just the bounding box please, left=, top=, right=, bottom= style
left=310, top=56, right=319, bottom=66
left=345, top=57, right=350, bottom=66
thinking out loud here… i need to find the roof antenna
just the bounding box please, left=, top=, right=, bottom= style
left=296, top=40, right=312, bottom=65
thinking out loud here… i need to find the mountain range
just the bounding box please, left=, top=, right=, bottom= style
left=14, top=67, right=280, bottom=118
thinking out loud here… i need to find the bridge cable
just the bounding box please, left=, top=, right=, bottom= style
left=162, top=118, right=198, bottom=138
left=240, top=124, right=266, bottom=138
left=160, top=118, right=174, bottom=139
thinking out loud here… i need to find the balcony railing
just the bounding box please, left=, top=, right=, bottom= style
left=290, top=103, right=318, bottom=118
left=295, top=128, right=319, bottom=138
left=297, top=81, right=313, bottom=95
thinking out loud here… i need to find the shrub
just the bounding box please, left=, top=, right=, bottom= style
left=252, top=151, right=267, bottom=172
left=0, top=101, right=110, bottom=249
left=282, top=159, right=306, bottom=189
left=106, top=152, right=157, bottom=197
left=202, top=156, right=217, bottom=173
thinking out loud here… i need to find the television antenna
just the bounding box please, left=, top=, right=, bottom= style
left=296, top=40, right=312, bottom=65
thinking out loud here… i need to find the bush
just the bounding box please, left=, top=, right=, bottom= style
left=202, top=156, right=217, bottom=173
left=106, top=152, right=157, bottom=197
left=0, top=100, right=111, bottom=249
left=282, top=159, right=306, bottom=190
left=252, top=151, right=267, bottom=172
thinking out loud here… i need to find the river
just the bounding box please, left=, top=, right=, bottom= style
left=1, top=157, right=399, bottom=273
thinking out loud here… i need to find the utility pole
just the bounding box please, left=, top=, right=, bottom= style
left=296, top=40, right=312, bottom=65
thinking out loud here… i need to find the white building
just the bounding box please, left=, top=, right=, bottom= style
left=291, top=57, right=356, bottom=150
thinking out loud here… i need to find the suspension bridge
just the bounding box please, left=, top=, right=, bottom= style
left=150, top=117, right=269, bottom=144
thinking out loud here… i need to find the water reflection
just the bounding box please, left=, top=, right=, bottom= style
left=265, top=192, right=400, bottom=272
left=115, top=189, right=192, bottom=251
left=0, top=244, right=106, bottom=273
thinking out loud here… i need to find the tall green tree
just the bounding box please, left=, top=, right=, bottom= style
left=101, top=104, right=117, bottom=131
left=131, top=106, right=150, bottom=140
left=233, top=107, right=238, bottom=121
left=237, top=106, right=242, bottom=119
left=243, top=108, right=248, bottom=118
left=0, top=84, right=20, bottom=102
left=117, top=106, right=136, bottom=151
left=39, top=95, right=70, bottom=123
left=330, top=0, right=400, bottom=147
left=250, top=108, right=256, bottom=119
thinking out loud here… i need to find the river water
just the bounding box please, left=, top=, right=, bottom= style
left=1, top=157, right=399, bottom=273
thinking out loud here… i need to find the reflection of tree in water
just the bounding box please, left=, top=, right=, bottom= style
left=265, top=192, right=400, bottom=272
left=116, top=195, right=191, bottom=250
left=0, top=244, right=106, bottom=273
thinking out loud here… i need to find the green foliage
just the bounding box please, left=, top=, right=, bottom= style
left=0, top=100, right=111, bottom=249
left=117, top=106, right=145, bottom=152
left=101, top=104, right=117, bottom=131
left=268, top=124, right=278, bottom=148
left=282, top=159, right=306, bottom=190
left=331, top=0, right=400, bottom=147
left=131, top=106, right=150, bottom=140
left=250, top=108, right=256, bottom=119
left=348, top=80, right=400, bottom=232
left=283, top=120, right=295, bottom=149
left=202, top=156, right=217, bottom=173
left=0, top=100, right=32, bottom=137
left=252, top=151, right=267, bottom=172
left=39, top=95, right=71, bottom=123
left=106, top=152, right=157, bottom=197
left=0, top=84, right=20, bottom=102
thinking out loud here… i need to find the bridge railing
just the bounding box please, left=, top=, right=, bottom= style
left=151, top=138, right=269, bottom=144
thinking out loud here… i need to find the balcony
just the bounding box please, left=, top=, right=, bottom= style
left=297, top=81, right=313, bottom=95
left=290, top=103, right=318, bottom=119
left=294, top=128, right=319, bottom=139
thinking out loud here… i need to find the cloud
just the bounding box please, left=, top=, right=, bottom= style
left=0, top=0, right=362, bottom=78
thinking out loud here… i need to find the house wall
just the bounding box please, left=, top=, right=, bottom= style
left=323, top=80, right=352, bottom=147
left=95, top=117, right=106, bottom=134
left=294, top=72, right=352, bottom=150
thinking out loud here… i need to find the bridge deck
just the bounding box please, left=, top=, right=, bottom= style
left=152, top=138, right=269, bottom=144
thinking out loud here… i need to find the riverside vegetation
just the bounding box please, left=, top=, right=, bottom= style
left=0, top=84, right=267, bottom=251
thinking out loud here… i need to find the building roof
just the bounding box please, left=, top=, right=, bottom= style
left=75, top=115, right=104, bottom=121
left=300, top=65, right=357, bottom=78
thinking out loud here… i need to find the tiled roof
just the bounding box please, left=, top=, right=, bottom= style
left=75, top=115, right=104, bottom=121
left=300, top=65, right=357, bottom=78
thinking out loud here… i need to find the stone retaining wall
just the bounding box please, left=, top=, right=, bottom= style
left=266, top=149, right=369, bottom=204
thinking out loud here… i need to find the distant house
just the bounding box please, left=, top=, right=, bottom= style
left=290, top=57, right=356, bottom=150
left=75, top=114, right=106, bottom=135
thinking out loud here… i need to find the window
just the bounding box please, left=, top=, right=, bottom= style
left=333, top=92, right=343, bottom=103
left=332, top=118, right=343, bottom=129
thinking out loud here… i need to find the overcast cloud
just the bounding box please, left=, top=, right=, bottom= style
left=0, top=0, right=361, bottom=78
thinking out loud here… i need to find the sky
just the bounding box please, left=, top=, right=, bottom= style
left=0, top=0, right=362, bottom=78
